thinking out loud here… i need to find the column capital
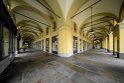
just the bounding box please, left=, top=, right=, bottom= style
left=109, top=32, right=113, bottom=36
left=118, top=20, right=124, bottom=28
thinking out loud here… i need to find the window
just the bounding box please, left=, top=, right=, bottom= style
left=46, top=38, right=49, bottom=52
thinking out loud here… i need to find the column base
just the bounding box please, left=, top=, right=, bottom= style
left=15, top=50, right=18, bottom=54
left=58, top=52, right=73, bottom=57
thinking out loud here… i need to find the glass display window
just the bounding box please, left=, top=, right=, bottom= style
left=2, top=25, right=10, bottom=58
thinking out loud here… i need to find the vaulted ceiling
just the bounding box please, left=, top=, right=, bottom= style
left=3, top=0, right=123, bottom=41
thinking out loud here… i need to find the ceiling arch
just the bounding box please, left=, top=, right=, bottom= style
left=73, top=0, right=123, bottom=28
left=78, top=12, right=116, bottom=40
left=17, top=20, right=43, bottom=32
left=79, top=12, right=118, bottom=30
left=19, top=30, right=39, bottom=37
left=11, top=3, right=53, bottom=24
left=10, top=0, right=57, bottom=41
left=18, top=26, right=41, bottom=34
left=20, top=32, right=38, bottom=39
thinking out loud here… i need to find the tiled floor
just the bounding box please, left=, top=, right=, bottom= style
left=1, top=49, right=124, bottom=83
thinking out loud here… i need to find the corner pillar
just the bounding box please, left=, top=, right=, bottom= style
left=119, top=21, right=124, bottom=57
left=58, top=25, right=73, bottom=57
left=109, top=32, right=113, bottom=53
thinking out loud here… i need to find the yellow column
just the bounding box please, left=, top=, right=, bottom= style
left=49, top=37, right=52, bottom=53
left=114, top=36, right=117, bottom=52
left=102, top=39, right=105, bottom=49
left=107, top=36, right=109, bottom=52
left=102, top=40, right=104, bottom=48
left=92, top=41, right=95, bottom=49
left=109, top=32, right=113, bottom=52
left=85, top=42, right=88, bottom=51
left=78, top=38, right=80, bottom=53
left=104, top=38, right=106, bottom=49
left=81, top=40, right=84, bottom=52
left=58, top=25, right=73, bottom=57
left=105, top=37, right=107, bottom=50
left=119, top=21, right=124, bottom=54
left=100, top=40, right=103, bottom=49
left=83, top=41, right=86, bottom=51
left=44, top=38, right=46, bottom=51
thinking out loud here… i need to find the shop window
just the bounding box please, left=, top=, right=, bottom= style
left=12, top=35, right=16, bottom=53
left=83, top=40, right=85, bottom=51
left=52, top=36, right=58, bottom=54
left=9, top=33, right=15, bottom=54
left=3, top=25, right=9, bottom=58
left=73, top=36, right=78, bottom=53
left=46, top=38, right=49, bottom=52
left=36, top=41, right=41, bottom=49
left=42, top=40, right=44, bottom=51
left=80, top=39, right=82, bottom=52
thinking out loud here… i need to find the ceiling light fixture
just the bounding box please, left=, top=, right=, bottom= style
left=90, top=6, right=94, bottom=33
left=70, top=0, right=102, bottom=19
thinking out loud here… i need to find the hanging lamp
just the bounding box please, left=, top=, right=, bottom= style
left=90, top=6, right=94, bottom=33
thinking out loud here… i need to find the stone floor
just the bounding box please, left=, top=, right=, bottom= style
left=1, top=49, right=124, bottom=83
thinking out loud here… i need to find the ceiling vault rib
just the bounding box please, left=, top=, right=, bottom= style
left=84, top=18, right=114, bottom=28
left=14, top=11, right=51, bottom=27
left=70, top=0, right=102, bottom=19
left=36, top=0, right=61, bottom=18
